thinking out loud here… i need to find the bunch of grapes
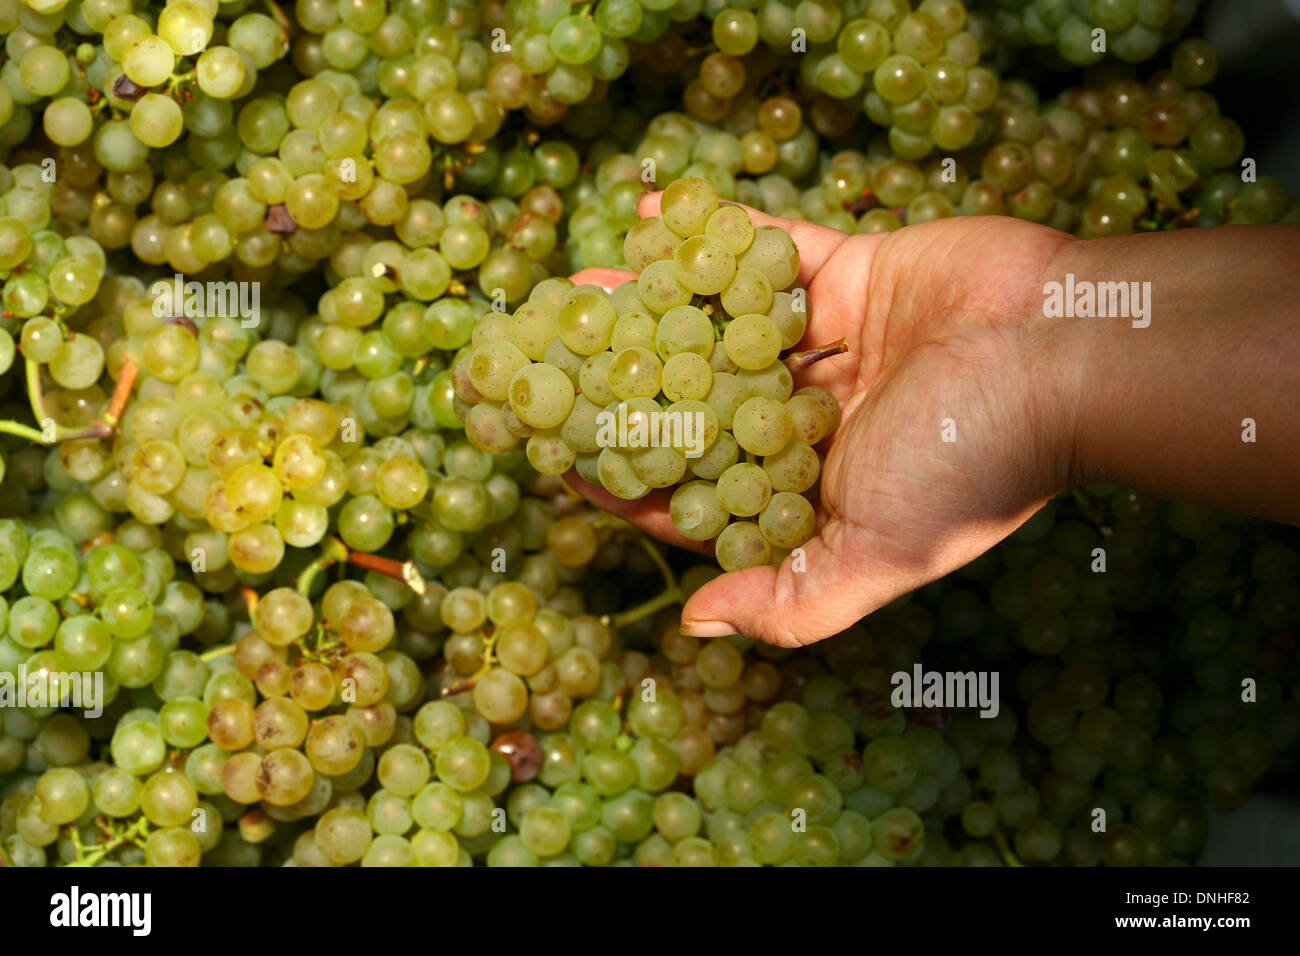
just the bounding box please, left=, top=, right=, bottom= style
left=0, top=519, right=218, bottom=816
left=458, top=177, right=840, bottom=571
left=985, top=0, right=1200, bottom=67
left=0, top=171, right=110, bottom=406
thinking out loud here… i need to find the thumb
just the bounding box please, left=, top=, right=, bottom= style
left=679, top=523, right=878, bottom=647
left=569, top=267, right=636, bottom=290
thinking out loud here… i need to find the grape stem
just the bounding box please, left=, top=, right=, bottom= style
left=607, top=537, right=682, bottom=630
left=348, top=550, right=428, bottom=596
left=0, top=355, right=137, bottom=445
left=1069, top=487, right=1109, bottom=531
left=101, top=355, right=139, bottom=425
left=991, top=826, right=1023, bottom=868
left=65, top=816, right=152, bottom=867
left=199, top=644, right=236, bottom=662
left=638, top=535, right=677, bottom=592
left=784, top=338, right=849, bottom=372
left=441, top=626, right=499, bottom=697
left=609, top=587, right=682, bottom=629
left=165, top=71, right=197, bottom=96
left=241, top=585, right=260, bottom=619
left=300, top=622, right=346, bottom=664
left=263, top=0, right=293, bottom=45
left=0, top=418, right=47, bottom=443
left=296, top=536, right=350, bottom=596
left=296, top=537, right=427, bottom=596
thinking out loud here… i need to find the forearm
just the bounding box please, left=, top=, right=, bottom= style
left=1047, top=224, right=1300, bottom=525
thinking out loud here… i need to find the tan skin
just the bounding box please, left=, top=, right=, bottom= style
left=571, top=193, right=1300, bottom=648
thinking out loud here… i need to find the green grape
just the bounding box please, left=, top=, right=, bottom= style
left=872, top=806, right=925, bottom=861
left=764, top=440, right=820, bottom=494
left=758, top=492, right=816, bottom=549
left=557, top=286, right=618, bottom=354
left=509, top=362, right=576, bottom=428
left=55, top=616, right=113, bottom=671
left=470, top=340, right=531, bottom=401
left=722, top=315, right=782, bottom=370
left=720, top=269, right=774, bottom=319
left=607, top=347, right=662, bottom=400
left=705, top=205, right=755, bottom=255
left=732, top=397, right=793, bottom=456
left=338, top=494, right=395, bottom=551
left=623, top=217, right=683, bottom=272
left=631, top=444, right=691, bottom=489
left=20, top=44, right=71, bottom=97
left=549, top=15, right=602, bottom=65
left=519, top=805, right=572, bottom=856
left=111, top=720, right=167, bottom=776
left=717, top=462, right=772, bottom=518
left=196, top=46, right=247, bottom=98
left=93, top=767, right=144, bottom=818
left=637, top=259, right=692, bottom=313
left=713, top=9, right=759, bottom=56
left=661, top=352, right=713, bottom=402
left=661, top=176, right=720, bottom=238
left=611, top=311, right=657, bottom=353
left=715, top=521, right=771, bottom=572
left=22, top=546, right=78, bottom=600
left=487, top=834, right=538, bottom=867
left=43, top=97, right=95, bottom=147
left=654, top=305, right=713, bottom=360
left=673, top=235, right=736, bottom=296
left=1171, top=37, right=1216, bottom=88
left=1189, top=116, right=1243, bottom=169
left=737, top=226, right=799, bottom=290
left=0, top=218, right=32, bottom=270
left=689, top=429, right=739, bottom=480
left=596, top=447, right=650, bottom=500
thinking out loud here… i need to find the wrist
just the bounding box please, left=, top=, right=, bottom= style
left=1024, top=230, right=1096, bottom=496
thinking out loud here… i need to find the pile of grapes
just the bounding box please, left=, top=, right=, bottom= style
left=0, top=0, right=1296, bottom=868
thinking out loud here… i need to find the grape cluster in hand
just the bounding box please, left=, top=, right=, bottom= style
left=458, top=176, right=839, bottom=571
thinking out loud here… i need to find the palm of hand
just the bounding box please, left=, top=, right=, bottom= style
left=574, top=198, right=1072, bottom=647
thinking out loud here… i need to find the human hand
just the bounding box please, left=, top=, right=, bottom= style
left=571, top=193, right=1079, bottom=647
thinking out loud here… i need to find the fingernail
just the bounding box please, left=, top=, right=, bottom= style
left=680, top=620, right=737, bottom=638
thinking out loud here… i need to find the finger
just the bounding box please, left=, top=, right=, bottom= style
left=791, top=357, right=857, bottom=402
left=570, top=267, right=636, bottom=293
left=679, top=520, right=884, bottom=646
left=564, top=473, right=713, bottom=556
left=637, top=191, right=850, bottom=287
left=789, top=231, right=885, bottom=404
